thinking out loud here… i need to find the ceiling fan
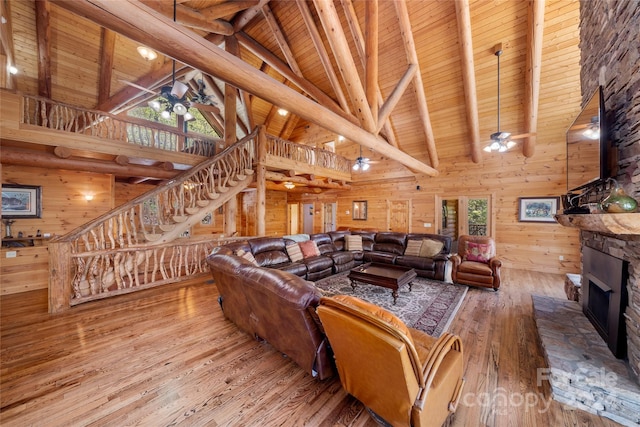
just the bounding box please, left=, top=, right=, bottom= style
left=352, top=145, right=371, bottom=171
left=483, top=43, right=534, bottom=153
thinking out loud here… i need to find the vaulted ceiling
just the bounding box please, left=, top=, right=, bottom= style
left=1, top=0, right=581, bottom=176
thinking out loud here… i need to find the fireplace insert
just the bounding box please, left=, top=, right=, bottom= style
left=582, top=246, right=628, bottom=358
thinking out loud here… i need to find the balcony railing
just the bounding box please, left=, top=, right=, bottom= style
left=266, top=135, right=352, bottom=175
left=21, top=94, right=219, bottom=156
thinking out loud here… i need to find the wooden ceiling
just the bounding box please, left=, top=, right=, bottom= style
left=1, top=0, right=581, bottom=176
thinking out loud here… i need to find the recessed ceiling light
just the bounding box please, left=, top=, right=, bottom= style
left=277, top=108, right=288, bottom=116
left=8, top=65, right=18, bottom=75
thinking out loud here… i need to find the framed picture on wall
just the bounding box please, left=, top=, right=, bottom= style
left=517, top=197, right=560, bottom=223
left=1, top=184, right=42, bottom=219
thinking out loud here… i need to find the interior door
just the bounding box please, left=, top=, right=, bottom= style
left=323, top=202, right=336, bottom=232
left=388, top=200, right=409, bottom=233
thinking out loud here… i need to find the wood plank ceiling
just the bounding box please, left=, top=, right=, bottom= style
left=2, top=0, right=571, bottom=177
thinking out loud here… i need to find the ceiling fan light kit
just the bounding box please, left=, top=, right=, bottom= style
left=353, top=145, right=371, bottom=171
left=484, top=43, right=518, bottom=154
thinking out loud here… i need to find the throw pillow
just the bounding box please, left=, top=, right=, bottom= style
left=404, top=239, right=422, bottom=256
left=298, top=240, right=321, bottom=258
left=345, top=235, right=363, bottom=251
left=236, top=249, right=258, bottom=265
left=465, top=241, right=492, bottom=263
left=419, top=239, right=444, bottom=257
left=286, top=243, right=303, bottom=262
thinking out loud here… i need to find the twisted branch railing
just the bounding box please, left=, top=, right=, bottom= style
left=265, top=135, right=351, bottom=174
left=22, top=94, right=219, bottom=156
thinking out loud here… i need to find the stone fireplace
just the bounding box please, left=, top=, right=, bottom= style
left=578, top=0, right=640, bottom=382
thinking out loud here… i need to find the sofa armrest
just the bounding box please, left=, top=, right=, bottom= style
left=489, top=258, right=502, bottom=289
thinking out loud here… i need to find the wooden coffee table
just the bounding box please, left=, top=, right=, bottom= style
left=347, top=263, right=417, bottom=304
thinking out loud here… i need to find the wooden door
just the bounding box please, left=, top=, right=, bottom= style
left=388, top=200, right=409, bottom=232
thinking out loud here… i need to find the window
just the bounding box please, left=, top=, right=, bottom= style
left=435, top=194, right=495, bottom=239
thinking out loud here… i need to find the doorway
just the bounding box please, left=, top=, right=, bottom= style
left=435, top=194, right=495, bottom=252
left=302, top=203, right=314, bottom=235
left=287, top=203, right=300, bottom=235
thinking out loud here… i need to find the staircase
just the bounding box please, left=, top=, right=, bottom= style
left=48, top=130, right=258, bottom=312
left=61, top=129, right=257, bottom=251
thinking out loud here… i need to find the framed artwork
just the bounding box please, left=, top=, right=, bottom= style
left=1, top=184, right=42, bottom=219
left=352, top=200, right=367, bottom=220
left=518, top=197, right=560, bottom=223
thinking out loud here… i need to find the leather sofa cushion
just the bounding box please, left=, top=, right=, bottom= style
left=458, top=260, right=492, bottom=275
left=254, top=250, right=290, bottom=267
left=395, top=255, right=435, bottom=270
left=328, top=231, right=351, bottom=251
left=373, top=242, right=404, bottom=255
left=364, top=251, right=397, bottom=264
left=375, top=232, right=407, bottom=246
left=303, top=255, right=334, bottom=272
left=311, top=233, right=339, bottom=255
left=249, top=237, right=286, bottom=254
left=272, top=261, right=307, bottom=277
left=351, top=230, right=376, bottom=243
left=329, top=251, right=354, bottom=265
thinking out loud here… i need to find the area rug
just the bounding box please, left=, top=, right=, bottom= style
left=315, top=272, right=467, bottom=337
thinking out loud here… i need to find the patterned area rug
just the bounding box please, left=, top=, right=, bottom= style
left=315, top=272, right=468, bottom=337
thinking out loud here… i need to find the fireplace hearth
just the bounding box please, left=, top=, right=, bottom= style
left=582, top=246, right=629, bottom=358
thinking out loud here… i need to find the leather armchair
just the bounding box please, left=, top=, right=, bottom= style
left=450, top=235, right=502, bottom=291
left=317, top=295, right=465, bottom=427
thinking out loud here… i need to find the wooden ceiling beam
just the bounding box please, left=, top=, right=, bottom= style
left=339, top=0, right=398, bottom=148
left=265, top=171, right=350, bottom=190
left=377, top=64, right=416, bottom=132
left=454, top=0, right=481, bottom=163
left=224, top=36, right=238, bottom=147
left=261, top=3, right=302, bottom=77
left=139, top=0, right=233, bottom=35
left=313, top=0, right=376, bottom=132
left=393, top=0, right=438, bottom=168
left=35, top=0, right=52, bottom=98
left=52, top=0, right=438, bottom=176
left=236, top=31, right=357, bottom=125
left=98, top=28, right=116, bottom=104
left=523, top=0, right=545, bottom=158
left=200, top=1, right=259, bottom=21
left=232, top=0, right=270, bottom=32
left=365, top=0, right=378, bottom=129
left=296, top=0, right=351, bottom=114
left=279, top=115, right=299, bottom=141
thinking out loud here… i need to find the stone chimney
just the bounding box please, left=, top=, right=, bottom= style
left=579, top=0, right=640, bottom=382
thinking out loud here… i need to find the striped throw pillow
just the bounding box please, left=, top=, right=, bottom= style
left=286, top=243, right=303, bottom=262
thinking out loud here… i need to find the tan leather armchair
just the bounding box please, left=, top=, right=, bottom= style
left=317, top=295, right=465, bottom=427
left=450, top=235, right=502, bottom=291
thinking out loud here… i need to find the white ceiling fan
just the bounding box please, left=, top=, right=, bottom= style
left=353, top=145, right=374, bottom=171
left=484, top=43, right=535, bottom=153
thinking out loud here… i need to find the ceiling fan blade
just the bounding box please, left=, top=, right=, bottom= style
left=191, top=102, right=220, bottom=114
left=510, top=132, right=537, bottom=140
left=118, top=79, right=159, bottom=95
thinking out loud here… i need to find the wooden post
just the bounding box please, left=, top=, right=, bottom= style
left=48, top=241, right=73, bottom=313
left=256, top=126, right=267, bottom=236
left=224, top=196, right=237, bottom=236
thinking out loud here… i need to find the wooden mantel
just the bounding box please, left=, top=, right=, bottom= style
left=555, top=213, right=640, bottom=235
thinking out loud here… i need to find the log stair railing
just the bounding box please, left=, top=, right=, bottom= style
left=48, top=129, right=258, bottom=313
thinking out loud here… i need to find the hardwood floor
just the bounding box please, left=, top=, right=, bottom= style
left=1, top=269, right=622, bottom=426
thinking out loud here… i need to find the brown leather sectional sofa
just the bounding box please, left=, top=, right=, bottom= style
left=206, top=231, right=452, bottom=379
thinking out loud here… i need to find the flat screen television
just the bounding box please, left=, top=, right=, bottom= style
left=566, top=86, right=614, bottom=191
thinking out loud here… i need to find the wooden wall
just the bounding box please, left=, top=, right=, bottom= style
left=1, top=165, right=114, bottom=294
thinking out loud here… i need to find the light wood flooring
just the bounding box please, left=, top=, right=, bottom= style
left=0, top=269, right=623, bottom=426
